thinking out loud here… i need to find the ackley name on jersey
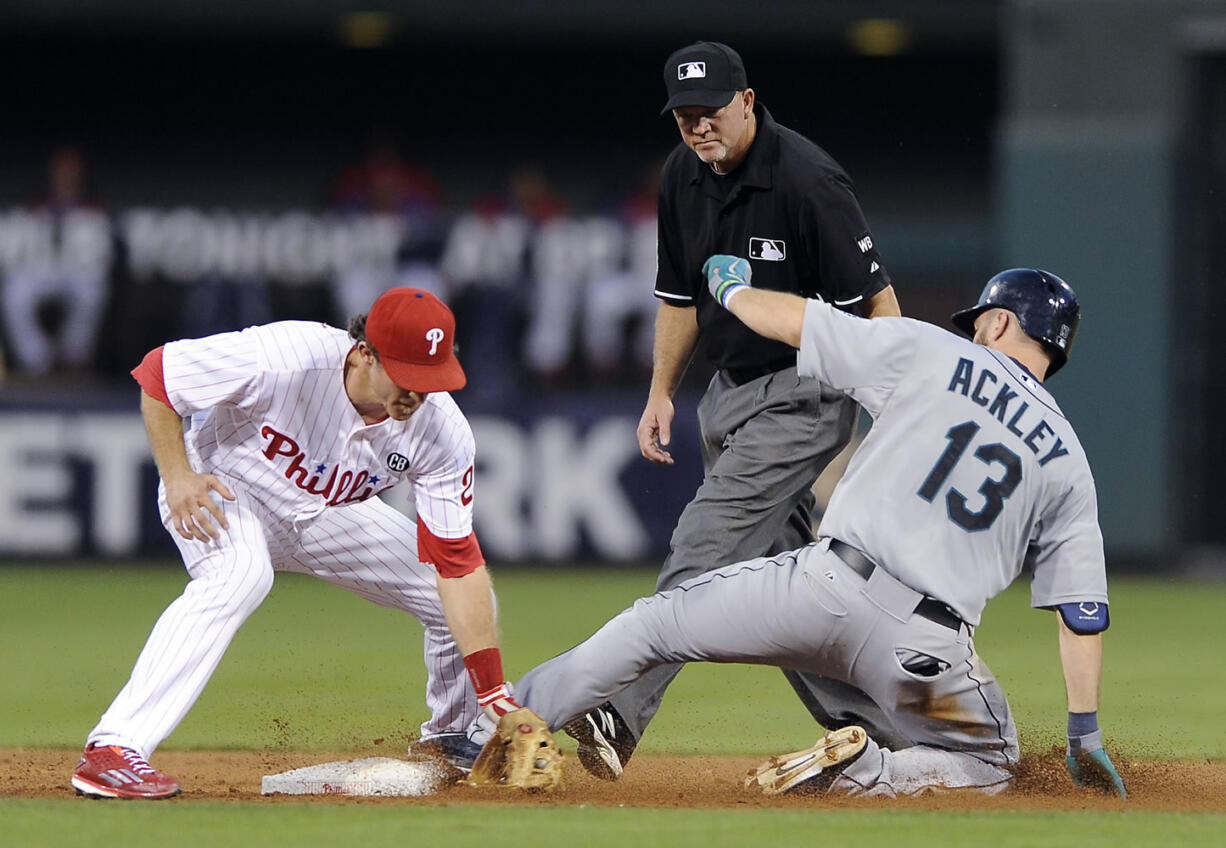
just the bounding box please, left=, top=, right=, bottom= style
left=946, top=357, right=1070, bottom=468
left=260, top=424, right=393, bottom=507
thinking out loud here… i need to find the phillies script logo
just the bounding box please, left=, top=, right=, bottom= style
left=425, top=327, right=445, bottom=356
left=260, top=425, right=384, bottom=505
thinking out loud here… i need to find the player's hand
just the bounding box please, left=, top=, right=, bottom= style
left=704, top=254, right=753, bottom=307
left=637, top=395, right=676, bottom=465
left=477, top=682, right=522, bottom=724
left=163, top=470, right=236, bottom=542
left=1066, top=737, right=1127, bottom=798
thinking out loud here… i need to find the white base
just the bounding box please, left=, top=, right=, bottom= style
left=261, top=757, right=454, bottom=797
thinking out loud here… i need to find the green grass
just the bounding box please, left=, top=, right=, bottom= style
left=3, top=800, right=1224, bottom=848
left=2, top=565, right=1223, bottom=757
left=2, top=564, right=1224, bottom=846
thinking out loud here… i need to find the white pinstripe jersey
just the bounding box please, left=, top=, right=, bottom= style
left=798, top=301, right=1107, bottom=625
left=162, top=321, right=476, bottom=540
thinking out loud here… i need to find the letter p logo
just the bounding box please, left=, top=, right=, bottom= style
left=425, top=327, right=445, bottom=356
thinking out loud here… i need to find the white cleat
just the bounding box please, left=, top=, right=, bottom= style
left=744, top=726, right=868, bottom=796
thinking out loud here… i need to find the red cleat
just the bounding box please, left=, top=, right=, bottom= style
left=71, top=743, right=182, bottom=800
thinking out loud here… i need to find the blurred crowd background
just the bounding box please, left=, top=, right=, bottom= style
left=0, top=4, right=1000, bottom=399
left=1, top=0, right=1224, bottom=569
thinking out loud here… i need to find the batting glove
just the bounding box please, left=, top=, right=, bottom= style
left=477, top=682, right=523, bottom=724
left=704, top=254, right=753, bottom=308
left=1066, top=730, right=1127, bottom=798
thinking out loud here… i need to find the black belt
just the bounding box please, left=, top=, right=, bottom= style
left=722, top=360, right=793, bottom=387
left=827, top=539, right=964, bottom=631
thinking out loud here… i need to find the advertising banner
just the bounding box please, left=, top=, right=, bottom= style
left=0, top=395, right=702, bottom=564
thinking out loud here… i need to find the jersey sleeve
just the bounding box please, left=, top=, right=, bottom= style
left=413, top=453, right=477, bottom=539
left=796, top=301, right=922, bottom=415
left=1027, top=474, right=1109, bottom=608
left=161, top=328, right=262, bottom=416
left=653, top=156, right=694, bottom=305
left=409, top=404, right=481, bottom=572
left=799, top=173, right=890, bottom=307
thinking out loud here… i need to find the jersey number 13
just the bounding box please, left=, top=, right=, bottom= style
left=917, top=421, right=1022, bottom=531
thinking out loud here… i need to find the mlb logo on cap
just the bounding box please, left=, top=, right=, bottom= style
left=678, top=61, right=706, bottom=80
left=661, top=41, right=748, bottom=114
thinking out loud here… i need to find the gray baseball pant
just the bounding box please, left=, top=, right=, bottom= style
left=516, top=541, right=1017, bottom=796
left=606, top=367, right=909, bottom=749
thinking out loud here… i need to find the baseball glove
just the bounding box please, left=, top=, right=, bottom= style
left=465, top=708, right=564, bottom=792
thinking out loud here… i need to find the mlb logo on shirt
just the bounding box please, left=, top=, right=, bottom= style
left=678, top=61, right=706, bottom=80
left=749, top=237, right=786, bottom=261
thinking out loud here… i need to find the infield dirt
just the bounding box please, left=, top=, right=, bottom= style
left=4, top=747, right=1224, bottom=811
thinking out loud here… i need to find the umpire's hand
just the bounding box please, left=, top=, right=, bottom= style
left=637, top=394, right=676, bottom=465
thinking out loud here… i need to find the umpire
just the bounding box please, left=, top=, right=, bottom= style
left=565, top=41, right=906, bottom=779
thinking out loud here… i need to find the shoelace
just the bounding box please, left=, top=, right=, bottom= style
left=117, top=747, right=157, bottom=776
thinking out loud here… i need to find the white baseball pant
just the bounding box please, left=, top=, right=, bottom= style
left=86, top=481, right=475, bottom=757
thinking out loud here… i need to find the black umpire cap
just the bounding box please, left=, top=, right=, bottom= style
left=661, top=41, right=748, bottom=114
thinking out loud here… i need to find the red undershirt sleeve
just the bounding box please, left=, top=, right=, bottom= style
left=131, top=346, right=176, bottom=412
left=417, top=516, right=485, bottom=578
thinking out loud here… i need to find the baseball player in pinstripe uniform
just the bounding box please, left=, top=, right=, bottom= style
left=72, top=287, right=526, bottom=799
left=517, top=262, right=1126, bottom=798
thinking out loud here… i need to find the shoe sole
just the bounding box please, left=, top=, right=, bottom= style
left=414, top=751, right=474, bottom=775
left=566, top=714, right=624, bottom=781
left=71, top=774, right=182, bottom=800
left=407, top=739, right=477, bottom=775
left=744, top=726, right=867, bottom=796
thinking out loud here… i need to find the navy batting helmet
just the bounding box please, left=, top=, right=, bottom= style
left=951, top=268, right=1080, bottom=377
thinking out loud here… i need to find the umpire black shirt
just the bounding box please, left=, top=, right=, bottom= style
left=655, top=104, right=890, bottom=377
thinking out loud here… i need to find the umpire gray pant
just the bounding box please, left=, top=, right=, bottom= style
left=605, top=366, right=910, bottom=749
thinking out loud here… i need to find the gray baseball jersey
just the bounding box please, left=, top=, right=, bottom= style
left=515, top=300, right=1109, bottom=796
left=798, top=302, right=1107, bottom=624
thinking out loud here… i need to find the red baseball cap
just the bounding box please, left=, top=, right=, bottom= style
left=365, top=288, right=466, bottom=392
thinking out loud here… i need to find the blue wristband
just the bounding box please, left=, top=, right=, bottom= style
left=715, top=280, right=746, bottom=308
left=1068, top=711, right=1098, bottom=737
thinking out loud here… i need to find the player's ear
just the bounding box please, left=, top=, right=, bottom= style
left=742, top=88, right=754, bottom=115
left=994, top=310, right=1017, bottom=344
